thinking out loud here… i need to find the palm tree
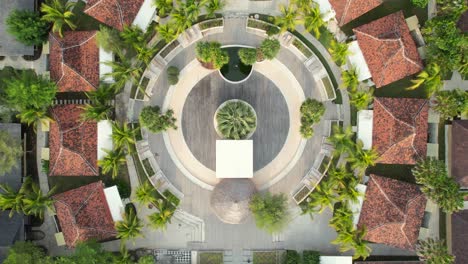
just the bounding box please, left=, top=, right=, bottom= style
left=16, top=108, right=52, bottom=130
left=293, top=0, right=313, bottom=12
left=338, top=179, right=361, bottom=204
left=148, top=200, right=174, bottom=230
left=41, top=0, right=76, bottom=38
left=171, top=10, right=192, bottom=35
left=329, top=40, right=350, bottom=66
left=153, top=0, right=173, bottom=18
left=347, top=141, right=379, bottom=175
left=328, top=166, right=353, bottom=190
left=329, top=203, right=353, bottom=232
left=134, top=181, right=157, bottom=206
left=0, top=184, right=25, bottom=217
left=135, top=44, right=159, bottom=66
left=341, top=68, right=359, bottom=91
left=352, top=226, right=371, bottom=260
left=115, top=208, right=143, bottom=241
left=98, top=148, right=126, bottom=179
left=22, top=178, right=56, bottom=219
left=274, top=5, right=302, bottom=33
left=303, top=6, right=324, bottom=38
left=327, top=125, right=355, bottom=157
left=306, top=178, right=337, bottom=214
left=156, top=23, right=177, bottom=43
left=104, top=56, right=142, bottom=93
left=216, top=101, right=256, bottom=140
left=120, top=25, right=145, bottom=52
left=80, top=86, right=114, bottom=121
left=184, top=0, right=207, bottom=23
left=332, top=229, right=355, bottom=252
left=205, top=0, right=224, bottom=18
left=112, top=122, right=137, bottom=153
left=416, top=238, right=455, bottom=264
left=349, top=90, right=374, bottom=111
left=408, top=63, right=442, bottom=97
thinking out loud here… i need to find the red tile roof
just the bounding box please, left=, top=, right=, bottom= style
left=373, top=97, right=429, bottom=165
left=49, top=31, right=99, bottom=93
left=451, top=209, right=468, bottom=264
left=358, top=175, right=427, bottom=251
left=53, top=181, right=116, bottom=248
left=353, top=11, right=423, bottom=88
left=451, top=120, right=468, bottom=188
left=49, top=105, right=98, bottom=176
left=329, top=0, right=383, bottom=26
left=84, top=0, right=145, bottom=31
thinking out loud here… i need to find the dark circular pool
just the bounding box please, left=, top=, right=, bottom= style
left=220, top=46, right=253, bottom=83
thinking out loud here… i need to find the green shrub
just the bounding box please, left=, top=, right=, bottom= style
left=299, top=98, right=325, bottom=139
left=238, top=48, right=257, bottom=65
left=266, top=26, right=280, bottom=36
left=195, top=41, right=229, bottom=69
left=139, top=105, right=177, bottom=133
left=260, top=38, right=281, bottom=60
left=250, top=192, right=289, bottom=234
left=41, top=160, right=49, bottom=174
left=6, top=10, right=49, bottom=46
left=411, top=0, right=429, bottom=7
left=303, top=250, right=320, bottom=264
left=167, top=66, right=180, bottom=85
left=285, top=250, right=300, bottom=264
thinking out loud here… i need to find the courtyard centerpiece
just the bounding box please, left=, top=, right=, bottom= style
left=220, top=46, right=253, bottom=83
left=215, top=100, right=257, bottom=140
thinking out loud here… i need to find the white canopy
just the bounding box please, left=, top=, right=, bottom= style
left=350, top=184, right=367, bottom=227
left=133, top=0, right=157, bottom=30
left=347, top=41, right=372, bottom=81
left=99, top=47, right=113, bottom=83
left=98, top=120, right=113, bottom=160
left=216, top=140, right=253, bottom=178
left=320, top=256, right=353, bottom=264
left=357, top=110, right=373, bottom=150
left=104, top=186, right=124, bottom=222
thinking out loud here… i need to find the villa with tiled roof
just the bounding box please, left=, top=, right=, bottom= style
left=353, top=11, right=424, bottom=88
left=49, top=104, right=98, bottom=176
left=53, top=181, right=118, bottom=248
left=357, top=175, right=427, bottom=251
left=49, top=31, right=101, bottom=93
left=84, top=0, right=155, bottom=31
left=328, top=0, right=383, bottom=26
left=450, top=120, right=468, bottom=188
left=372, top=97, right=429, bottom=165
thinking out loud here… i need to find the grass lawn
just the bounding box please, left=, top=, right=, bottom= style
left=340, top=0, right=428, bottom=35
left=73, top=1, right=103, bottom=31
left=366, top=164, right=416, bottom=184
left=198, top=252, right=223, bottom=264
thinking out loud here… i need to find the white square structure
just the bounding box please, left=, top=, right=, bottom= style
left=347, top=41, right=372, bottom=82
left=98, top=120, right=113, bottom=160
left=216, top=140, right=253, bottom=178
left=104, top=186, right=124, bottom=222
left=357, top=110, right=373, bottom=150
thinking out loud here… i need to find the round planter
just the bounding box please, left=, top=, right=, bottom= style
left=214, top=99, right=257, bottom=140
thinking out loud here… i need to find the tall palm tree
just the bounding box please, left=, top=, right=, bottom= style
left=327, top=125, right=355, bottom=157
left=341, top=68, right=359, bottom=91
left=98, top=148, right=126, bottom=179
left=347, top=141, right=379, bottom=175
left=0, top=184, right=25, bottom=217
left=80, top=86, right=115, bottom=121
left=408, top=63, right=442, bottom=97
left=104, top=57, right=142, bottom=93
left=153, top=0, right=173, bottom=18
left=148, top=200, right=174, bottom=230
left=332, top=229, right=355, bottom=252
left=156, top=23, right=177, bottom=43
left=329, top=203, right=353, bottom=232
left=134, top=181, right=157, bottom=206
left=352, top=226, right=371, bottom=260
left=350, top=90, right=374, bottom=111
left=120, top=25, right=146, bottom=52
left=303, top=6, right=324, bottom=38
left=328, top=40, right=350, bottom=66
left=112, top=122, right=137, bottom=153
left=41, top=0, right=76, bottom=38
left=16, top=108, right=52, bottom=130
left=205, top=0, right=224, bottom=18
left=307, top=178, right=337, bottom=214
left=338, top=179, right=361, bottom=204
left=274, top=5, right=302, bottom=33
left=184, top=0, right=207, bottom=23
left=293, top=0, right=313, bottom=13
left=328, top=166, right=353, bottom=191
left=135, top=44, right=159, bottom=66
left=22, top=178, right=56, bottom=219
left=115, top=208, right=143, bottom=241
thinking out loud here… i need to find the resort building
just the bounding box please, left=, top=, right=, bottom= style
left=357, top=175, right=427, bottom=250
left=328, top=0, right=383, bottom=26
left=49, top=31, right=113, bottom=92
left=0, top=0, right=35, bottom=56
left=448, top=120, right=468, bottom=188
left=84, top=0, right=156, bottom=31
left=52, top=181, right=123, bottom=248
left=350, top=11, right=424, bottom=88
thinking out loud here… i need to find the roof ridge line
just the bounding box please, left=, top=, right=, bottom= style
left=72, top=183, right=102, bottom=218
left=377, top=45, right=404, bottom=86
left=84, top=0, right=106, bottom=12
left=61, top=32, right=97, bottom=50
left=60, top=63, right=98, bottom=91
left=377, top=134, right=415, bottom=162
left=340, top=0, right=353, bottom=26
left=371, top=176, right=406, bottom=216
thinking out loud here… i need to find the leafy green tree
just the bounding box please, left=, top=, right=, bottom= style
left=170, top=0, right=206, bottom=34
left=303, top=6, right=324, bottom=38
left=0, top=184, right=25, bottom=218
left=135, top=44, right=159, bottom=65
left=99, top=148, right=126, bottom=179
left=104, top=56, right=142, bottom=93
left=250, top=192, right=289, bottom=234
left=205, top=0, right=224, bottom=18
left=329, top=203, right=353, bottom=232
left=6, top=10, right=49, bottom=46
left=112, top=122, right=137, bottom=153
left=328, top=40, right=349, bottom=66
left=137, top=255, right=156, bottom=264
left=238, top=48, right=257, bottom=65
left=96, top=25, right=124, bottom=55
left=408, top=63, right=442, bottom=97
left=352, top=226, right=371, bottom=260
left=293, top=0, right=314, bottom=12
left=139, top=106, right=177, bottom=134
left=260, top=38, right=281, bottom=60
left=349, top=89, right=374, bottom=111
left=16, top=109, right=52, bottom=129
left=148, top=200, right=175, bottom=230
left=328, top=125, right=355, bottom=157
left=21, top=177, right=56, bottom=219
left=412, top=0, right=429, bottom=7
left=300, top=124, right=314, bottom=139
left=167, top=66, right=180, bottom=85
left=154, top=0, right=173, bottom=18
left=40, top=0, right=76, bottom=38
left=157, top=23, right=177, bottom=43
left=0, top=131, right=22, bottom=176
left=195, top=41, right=229, bottom=69
left=432, top=89, right=468, bottom=120
left=341, top=68, right=359, bottom=91
left=412, top=158, right=464, bottom=213
left=134, top=181, right=157, bottom=206
left=216, top=101, right=256, bottom=140
left=3, top=241, right=52, bottom=264
left=274, top=5, right=302, bottom=32
left=300, top=98, right=325, bottom=124
left=115, top=207, right=144, bottom=241
left=416, top=238, right=455, bottom=264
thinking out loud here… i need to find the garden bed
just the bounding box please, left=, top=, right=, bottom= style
left=252, top=251, right=285, bottom=264
left=198, top=252, right=223, bottom=264
left=247, top=18, right=278, bottom=33
left=160, top=40, right=180, bottom=58
left=199, top=19, right=223, bottom=30
left=135, top=77, right=150, bottom=100
left=292, top=38, right=313, bottom=58
left=142, top=158, right=155, bottom=176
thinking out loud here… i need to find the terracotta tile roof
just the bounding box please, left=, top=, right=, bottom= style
left=53, top=181, right=116, bottom=248
left=451, top=120, right=468, bottom=188
left=373, top=97, right=429, bottom=165
left=353, top=11, right=423, bottom=88
left=49, top=31, right=99, bottom=92
left=358, top=175, right=427, bottom=251
left=84, top=0, right=145, bottom=31
left=329, top=0, right=383, bottom=26
left=451, top=209, right=468, bottom=264
left=49, top=105, right=98, bottom=176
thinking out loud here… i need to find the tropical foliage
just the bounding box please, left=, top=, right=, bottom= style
left=274, top=5, right=301, bottom=32
left=6, top=10, right=49, bottom=46
left=327, top=125, right=355, bottom=157
left=432, top=88, right=468, bottom=120
left=303, top=250, right=320, bottom=264
left=96, top=25, right=124, bottom=55
left=249, top=192, right=289, bottom=234
left=416, top=238, right=455, bottom=264
left=303, top=5, right=324, bottom=38
left=0, top=131, right=22, bottom=176
left=349, top=89, right=374, bottom=111
left=216, top=101, right=256, bottom=140
left=412, top=0, right=429, bottom=7
left=3, top=241, right=52, bottom=264
left=148, top=199, right=175, bottom=230
left=103, top=55, right=142, bottom=93
left=115, top=208, right=144, bottom=241
left=80, top=85, right=115, bottom=121
left=205, top=0, right=224, bottom=18
left=328, top=40, right=349, bottom=66
left=408, top=63, right=442, bottom=97
left=112, top=122, right=137, bottom=153
left=412, top=158, right=464, bottom=213
left=157, top=23, right=177, bottom=43
left=260, top=38, right=281, bottom=60
left=299, top=98, right=325, bottom=139
left=139, top=106, right=177, bottom=134
left=154, top=0, right=173, bottom=17
left=40, top=0, right=76, bottom=38
left=195, top=41, right=229, bottom=69
left=98, top=148, right=126, bottom=179
left=134, top=181, right=157, bottom=206
left=238, top=48, right=257, bottom=65
left=346, top=141, right=378, bottom=175
left=341, top=68, right=359, bottom=91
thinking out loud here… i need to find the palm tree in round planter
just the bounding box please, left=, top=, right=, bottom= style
left=215, top=100, right=257, bottom=140
left=98, top=148, right=126, bottom=179
left=115, top=208, right=144, bottom=241
left=41, top=0, right=76, bottom=37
